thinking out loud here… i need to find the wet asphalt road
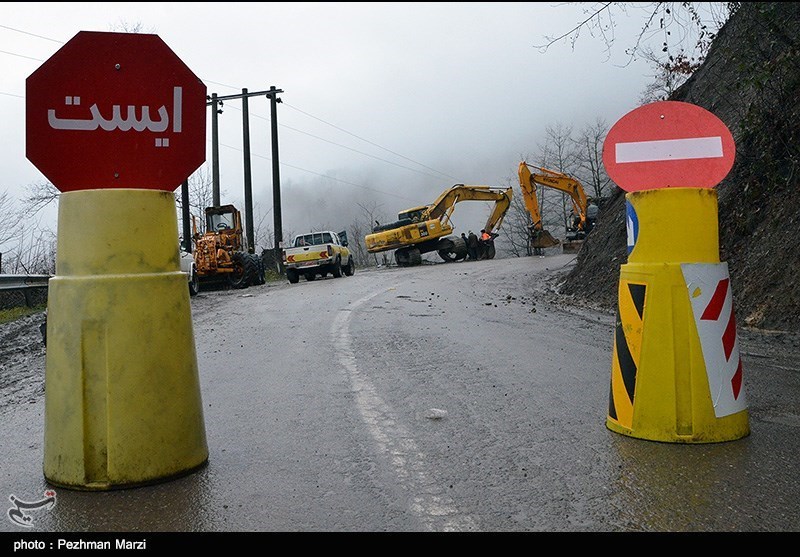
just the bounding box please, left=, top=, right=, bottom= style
left=1, top=254, right=798, bottom=533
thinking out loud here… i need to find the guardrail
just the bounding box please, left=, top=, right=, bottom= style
left=0, top=274, right=51, bottom=291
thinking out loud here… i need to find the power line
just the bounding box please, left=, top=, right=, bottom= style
left=0, top=24, right=64, bottom=43
left=202, top=79, right=240, bottom=92
left=0, top=48, right=44, bottom=62
left=204, top=87, right=456, bottom=183
left=0, top=90, right=24, bottom=99
left=217, top=141, right=419, bottom=204
left=282, top=102, right=459, bottom=182
left=223, top=103, right=453, bottom=182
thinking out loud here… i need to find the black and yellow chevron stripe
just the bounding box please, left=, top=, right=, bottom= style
left=608, top=281, right=646, bottom=429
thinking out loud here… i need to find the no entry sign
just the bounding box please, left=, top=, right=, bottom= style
left=26, top=31, right=206, bottom=192
left=603, top=101, right=735, bottom=192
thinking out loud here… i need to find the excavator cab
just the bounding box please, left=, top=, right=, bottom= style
left=398, top=207, right=426, bottom=223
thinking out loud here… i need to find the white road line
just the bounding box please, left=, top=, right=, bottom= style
left=331, top=287, right=478, bottom=532
left=616, top=136, right=723, bottom=163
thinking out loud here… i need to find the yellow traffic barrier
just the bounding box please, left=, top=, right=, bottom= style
left=607, top=187, right=749, bottom=443
left=44, top=189, right=208, bottom=490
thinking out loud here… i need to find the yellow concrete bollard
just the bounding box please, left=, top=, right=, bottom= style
left=44, top=189, right=208, bottom=490
left=606, top=187, right=749, bottom=443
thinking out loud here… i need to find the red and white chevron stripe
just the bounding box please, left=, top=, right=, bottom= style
left=682, top=263, right=748, bottom=418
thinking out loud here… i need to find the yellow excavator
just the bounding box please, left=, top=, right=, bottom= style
left=365, top=184, right=513, bottom=266
left=518, top=162, right=596, bottom=254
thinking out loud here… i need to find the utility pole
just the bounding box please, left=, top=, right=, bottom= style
left=241, top=88, right=254, bottom=253
left=267, top=85, right=284, bottom=274
left=210, top=93, right=221, bottom=207
left=180, top=179, right=191, bottom=252
left=205, top=88, right=282, bottom=259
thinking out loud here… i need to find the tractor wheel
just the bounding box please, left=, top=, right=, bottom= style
left=228, top=251, right=256, bottom=289
left=287, top=269, right=300, bottom=284
left=252, top=254, right=266, bottom=285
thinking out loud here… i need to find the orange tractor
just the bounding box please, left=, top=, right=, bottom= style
left=191, top=204, right=265, bottom=289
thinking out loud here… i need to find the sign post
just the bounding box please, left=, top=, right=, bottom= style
left=602, top=101, right=749, bottom=443
left=27, top=31, right=209, bottom=489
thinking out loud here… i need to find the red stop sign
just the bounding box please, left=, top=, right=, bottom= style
left=26, top=31, right=206, bottom=192
left=603, top=101, right=735, bottom=192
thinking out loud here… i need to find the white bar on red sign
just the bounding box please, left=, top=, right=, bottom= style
left=615, top=136, right=724, bottom=164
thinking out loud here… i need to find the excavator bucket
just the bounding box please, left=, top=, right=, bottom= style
left=562, top=239, right=584, bottom=254
left=531, top=229, right=560, bottom=249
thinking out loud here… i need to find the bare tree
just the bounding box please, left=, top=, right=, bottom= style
left=536, top=123, right=580, bottom=235
left=572, top=118, right=613, bottom=200
left=535, top=3, right=737, bottom=69
left=280, top=227, right=295, bottom=250
left=4, top=187, right=59, bottom=274
left=535, top=3, right=738, bottom=111
left=174, top=162, right=225, bottom=247
left=110, top=21, right=156, bottom=34
left=353, top=200, right=389, bottom=268
left=347, top=220, right=370, bottom=268
left=638, top=45, right=696, bottom=103
left=0, top=191, right=21, bottom=247
left=20, top=181, right=59, bottom=217
left=174, top=166, right=222, bottom=237
left=251, top=202, right=273, bottom=252
left=498, top=176, right=535, bottom=258
left=4, top=220, right=56, bottom=275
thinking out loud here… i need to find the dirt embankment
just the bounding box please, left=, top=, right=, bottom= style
left=0, top=311, right=46, bottom=413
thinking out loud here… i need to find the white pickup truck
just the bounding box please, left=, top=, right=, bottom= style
left=282, top=230, right=355, bottom=283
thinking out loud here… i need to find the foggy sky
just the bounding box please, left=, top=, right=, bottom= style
left=1, top=2, right=665, bottom=253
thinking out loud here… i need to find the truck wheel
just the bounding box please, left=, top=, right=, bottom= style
left=332, top=257, right=342, bottom=278
left=344, top=257, right=355, bottom=276
left=188, top=265, right=200, bottom=296
left=287, top=269, right=299, bottom=284
left=305, top=271, right=316, bottom=281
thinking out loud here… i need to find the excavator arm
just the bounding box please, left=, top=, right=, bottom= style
left=519, top=162, right=588, bottom=231
left=425, top=184, right=513, bottom=233
left=518, top=163, right=544, bottom=232
left=518, top=162, right=591, bottom=251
